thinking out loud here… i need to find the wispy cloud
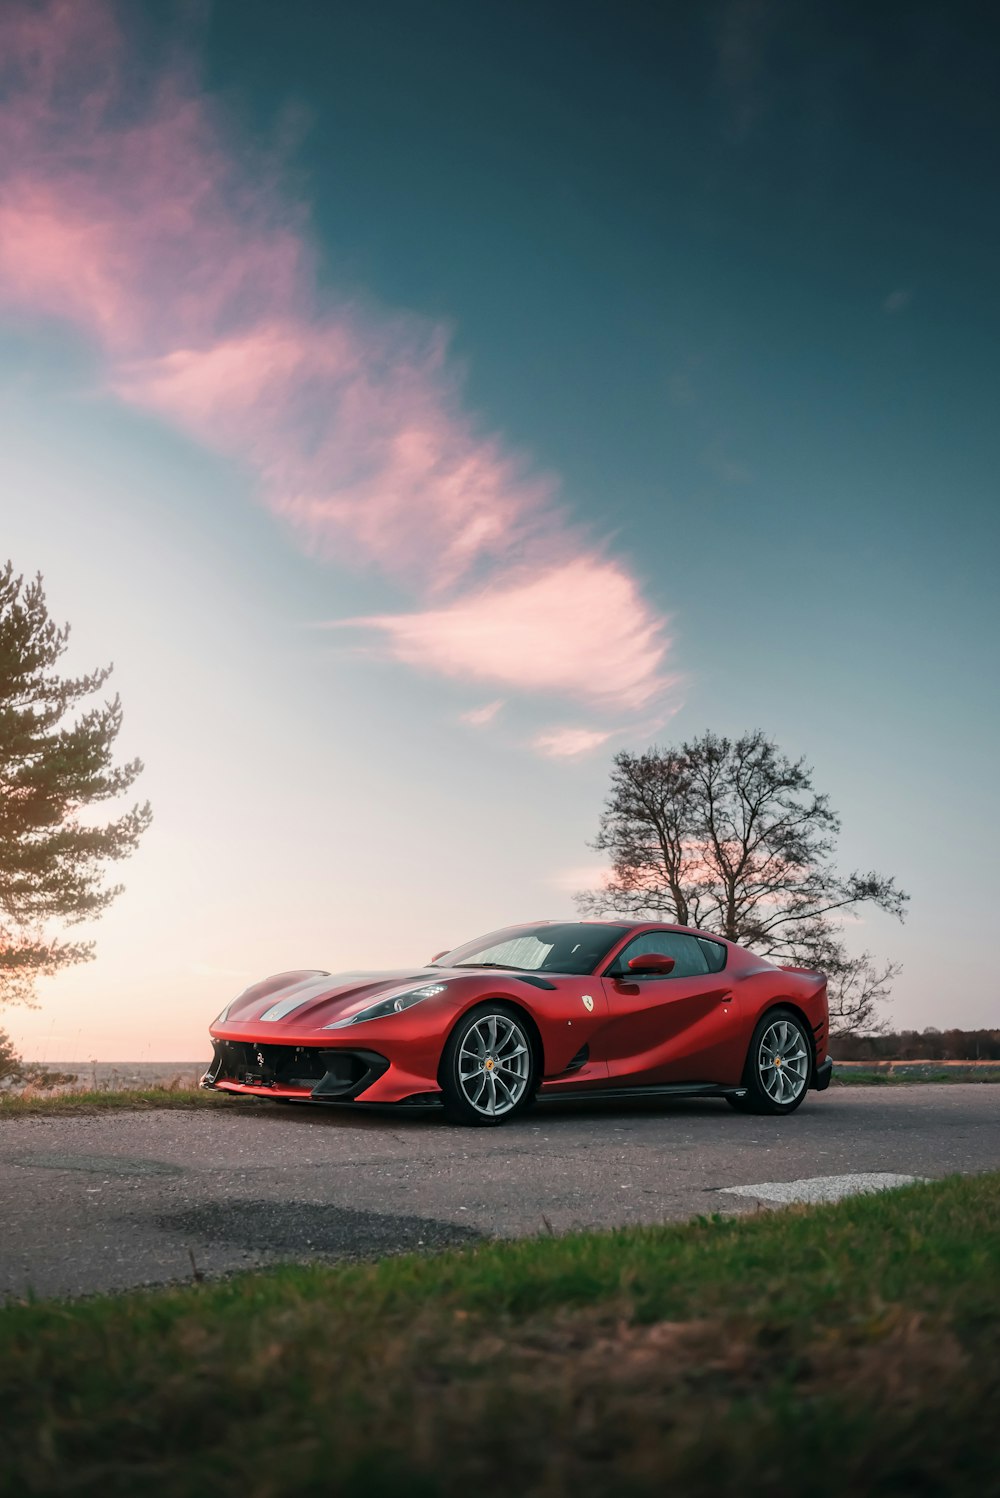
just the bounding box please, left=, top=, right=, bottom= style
left=339, top=558, right=672, bottom=709
left=460, top=700, right=505, bottom=728
left=115, top=321, right=563, bottom=589
left=532, top=728, right=614, bottom=758
left=0, top=0, right=675, bottom=736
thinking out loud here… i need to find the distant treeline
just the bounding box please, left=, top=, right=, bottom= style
left=832, top=1028, right=1000, bottom=1061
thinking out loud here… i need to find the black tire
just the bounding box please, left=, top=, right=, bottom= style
left=440, top=1002, right=538, bottom=1127
left=731, top=1007, right=813, bottom=1116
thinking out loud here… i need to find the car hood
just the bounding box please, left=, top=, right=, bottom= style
left=216, top=968, right=460, bottom=1033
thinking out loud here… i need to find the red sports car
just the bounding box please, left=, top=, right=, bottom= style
left=202, top=920, right=832, bottom=1125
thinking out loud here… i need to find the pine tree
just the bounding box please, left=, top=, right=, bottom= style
left=0, top=563, right=152, bottom=1006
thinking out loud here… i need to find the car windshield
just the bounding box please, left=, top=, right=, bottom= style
left=432, top=922, right=630, bottom=976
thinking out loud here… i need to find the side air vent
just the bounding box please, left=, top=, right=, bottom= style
left=563, top=1044, right=589, bottom=1074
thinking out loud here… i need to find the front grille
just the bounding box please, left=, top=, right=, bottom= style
left=210, top=1041, right=331, bottom=1087
left=207, top=1041, right=387, bottom=1098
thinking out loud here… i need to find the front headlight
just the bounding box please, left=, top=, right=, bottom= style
left=324, top=983, right=447, bottom=1029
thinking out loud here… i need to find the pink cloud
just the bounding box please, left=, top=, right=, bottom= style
left=0, top=0, right=676, bottom=725
left=460, top=700, right=505, bottom=728
left=533, top=728, right=615, bottom=758
left=115, top=317, right=564, bottom=588
left=0, top=188, right=136, bottom=344
left=340, top=558, right=671, bottom=709
left=0, top=1, right=558, bottom=586
left=0, top=6, right=308, bottom=353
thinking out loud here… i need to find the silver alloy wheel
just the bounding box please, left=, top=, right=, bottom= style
left=758, top=1017, right=810, bottom=1105
left=458, top=1012, right=531, bottom=1117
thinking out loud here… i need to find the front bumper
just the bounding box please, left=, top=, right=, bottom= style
left=202, top=1039, right=389, bottom=1101
left=812, top=1057, right=834, bottom=1092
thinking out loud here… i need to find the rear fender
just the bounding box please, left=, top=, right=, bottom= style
left=749, top=999, right=823, bottom=1084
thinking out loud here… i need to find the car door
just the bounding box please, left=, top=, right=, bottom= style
left=596, top=931, right=736, bottom=1086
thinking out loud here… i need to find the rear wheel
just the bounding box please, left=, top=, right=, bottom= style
left=440, top=1004, right=537, bottom=1126
left=727, top=1008, right=812, bottom=1115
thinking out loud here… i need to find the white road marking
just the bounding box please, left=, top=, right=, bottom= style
left=721, top=1172, right=922, bottom=1205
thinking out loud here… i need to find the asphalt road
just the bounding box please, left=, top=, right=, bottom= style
left=2, top=1085, right=997, bottom=1300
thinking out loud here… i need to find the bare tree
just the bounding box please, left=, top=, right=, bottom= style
left=578, top=730, right=907, bottom=1030
left=824, top=950, right=901, bottom=1037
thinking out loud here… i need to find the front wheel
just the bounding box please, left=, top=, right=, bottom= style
left=440, top=1004, right=537, bottom=1126
left=729, top=1008, right=813, bottom=1115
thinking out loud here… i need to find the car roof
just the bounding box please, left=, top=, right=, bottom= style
left=534, top=918, right=732, bottom=944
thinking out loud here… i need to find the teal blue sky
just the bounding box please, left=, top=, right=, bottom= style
left=1, top=0, right=997, bottom=1055
left=201, top=0, right=999, bottom=797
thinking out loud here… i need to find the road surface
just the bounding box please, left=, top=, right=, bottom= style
left=1, top=1085, right=997, bottom=1299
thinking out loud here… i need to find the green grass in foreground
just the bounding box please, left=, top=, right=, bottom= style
left=2, top=1173, right=999, bottom=1497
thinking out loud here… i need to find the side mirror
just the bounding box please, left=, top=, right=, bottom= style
left=429, top=950, right=449, bottom=963
left=627, top=953, right=675, bottom=975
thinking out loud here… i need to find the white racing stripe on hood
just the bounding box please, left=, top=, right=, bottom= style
left=258, top=994, right=320, bottom=1022
left=256, top=971, right=418, bottom=1022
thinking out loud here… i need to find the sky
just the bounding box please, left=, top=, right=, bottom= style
left=2, top=0, right=998, bottom=1059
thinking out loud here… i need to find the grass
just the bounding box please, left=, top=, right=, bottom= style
left=4, top=1062, right=997, bottom=1118
left=2, top=1172, right=998, bottom=1497
left=0, top=1085, right=265, bottom=1117
left=832, top=1065, right=1000, bottom=1085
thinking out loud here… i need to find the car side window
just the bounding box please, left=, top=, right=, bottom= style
left=696, top=936, right=728, bottom=973
left=606, top=932, right=711, bottom=978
